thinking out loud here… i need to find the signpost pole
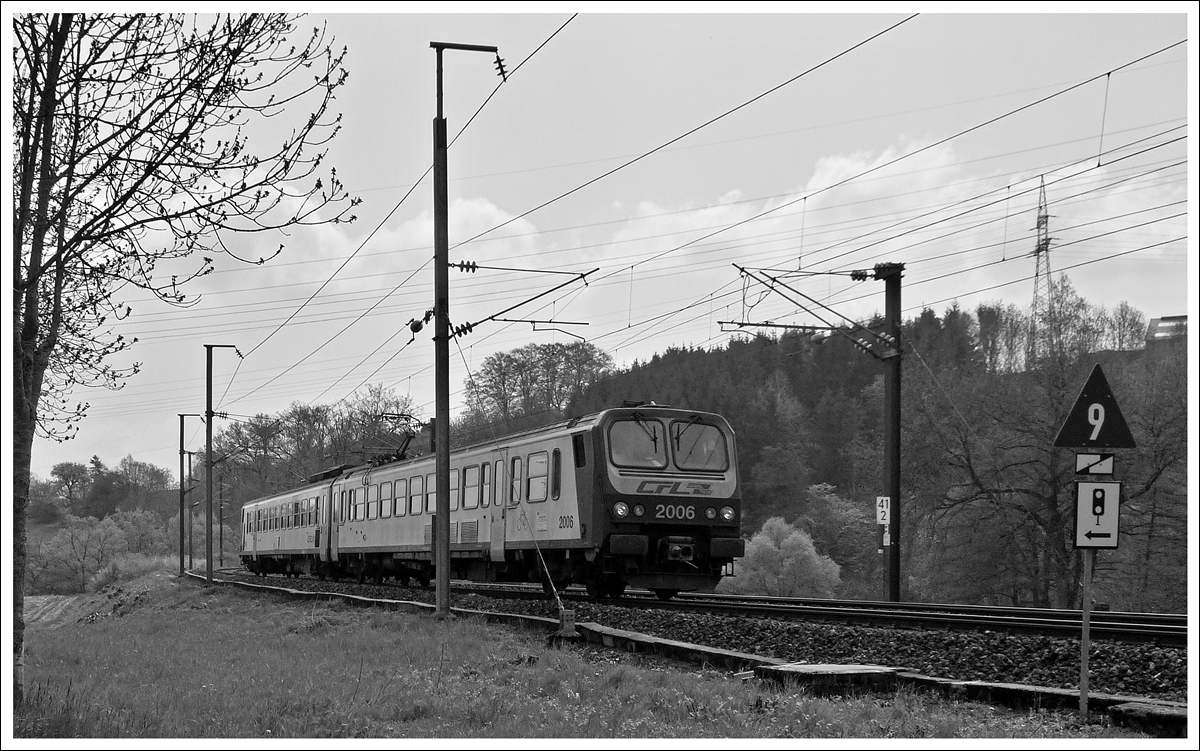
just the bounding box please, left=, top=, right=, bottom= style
left=1079, top=548, right=1094, bottom=721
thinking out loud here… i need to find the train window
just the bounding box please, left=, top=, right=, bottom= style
left=425, top=473, right=437, bottom=514
left=340, top=491, right=346, bottom=523
left=463, top=465, right=480, bottom=510
left=293, top=501, right=300, bottom=528
left=409, top=475, right=423, bottom=516
left=551, top=449, right=562, bottom=500
left=527, top=452, right=548, bottom=503
left=510, top=457, right=523, bottom=505
left=357, top=488, right=367, bottom=521
left=379, top=482, right=392, bottom=519
left=572, top=433, right=586, bottom=468
left=671, top=420, right=730, bottom=472
left=481, top=462, right=492, bottom=508
left=608, top=418, right=667, bottom=469
left=394, top=479, right=407, bottom=517
left=366, top=485, right=377, bottom=520
left=495, top=460, right=505, bottom=506
left=450, top=468, right=460, bottom=512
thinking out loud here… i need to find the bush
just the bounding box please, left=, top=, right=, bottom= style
left=718, top=516, right=841, bottom=597
left=88, top=554, right=174, bottom=592
left=23, top=515, right=127, bottom=594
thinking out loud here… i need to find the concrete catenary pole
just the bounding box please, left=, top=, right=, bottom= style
left=430, top=40, right=501, bottom=617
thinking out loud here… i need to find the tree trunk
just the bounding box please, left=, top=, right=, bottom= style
left=12, top=397, right=35, bottom=706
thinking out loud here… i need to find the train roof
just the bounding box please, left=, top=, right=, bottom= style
left=242, top=404, right=730, bottom=506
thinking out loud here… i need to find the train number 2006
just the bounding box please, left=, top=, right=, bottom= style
left=558, top=515, right=575, bottom=529
left=654, top=504, right=695, bottom=520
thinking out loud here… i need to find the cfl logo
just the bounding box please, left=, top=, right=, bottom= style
left=635, top=480, right=714, bottom=496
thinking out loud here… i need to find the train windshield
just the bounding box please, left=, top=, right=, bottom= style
left=671, top=419, right=729, bottom=471
left=608, top=416, right=668, bottom=469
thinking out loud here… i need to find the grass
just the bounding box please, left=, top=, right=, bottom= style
left=15, top=567, right=1148, bottom=739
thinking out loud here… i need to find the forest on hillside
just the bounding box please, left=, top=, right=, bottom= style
left=27, top=279, right=1186, bottom=612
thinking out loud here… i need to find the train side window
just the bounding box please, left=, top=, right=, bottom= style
left=425, top=473, right=437, bottom=514
left=572, top=433, right=586, bottom=468
left=480, top=462, right=492, bottom=508
left=463, top=465, right=480, bottom=510
left=357, top=487, right=367, bottom=521
left=293, top=501, right=300, bottom=528
left=379, top=482, right=392, bottom=519
left=394, top=479, right=407, bottom=517
left=366, top=484, right=377, bottom=520
left=340, top=491, right=346, bottom=523
left=409, top=475, right=423, bottom=516
left=527, top=451, right=548, bottom=503
left=496, top=460, right=505, bottom=506
left=449, top=468, right=460, bottom=512
left=551, top=449, right=562, bottom=500
left=510, top=457, right=523, bottom=506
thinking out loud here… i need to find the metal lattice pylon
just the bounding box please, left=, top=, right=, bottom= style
left=1029, top=176, right=1055, bottom=364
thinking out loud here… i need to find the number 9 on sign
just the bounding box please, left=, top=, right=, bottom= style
left=1088, top=403, right=1105, bottom=441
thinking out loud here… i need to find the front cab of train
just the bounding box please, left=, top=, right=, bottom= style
left=595, top=407, right=745, bottom=598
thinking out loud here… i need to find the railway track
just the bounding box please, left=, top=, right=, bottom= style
left=202, top=568, right=1187, bottom=704
left=214, top=569, right=1185, bottom=646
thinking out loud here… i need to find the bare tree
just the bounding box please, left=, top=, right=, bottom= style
left=13, top=13, right=357, bottom=702
left=1107, top=300, right=1148, bottom=352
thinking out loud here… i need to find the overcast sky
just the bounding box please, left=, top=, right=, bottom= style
left=9, top=6, right=1195, bottom=482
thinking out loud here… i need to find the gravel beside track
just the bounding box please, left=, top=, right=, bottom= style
left=218, top=572, right=1186, bottom=703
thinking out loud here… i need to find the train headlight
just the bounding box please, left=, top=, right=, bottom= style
left=720, top=506, right=736, bottom=522
left=633, top=504, right=645, bottom=517
left=704, top=507, right=717, bottom=520
left=613, top=502, right=630, bottom=518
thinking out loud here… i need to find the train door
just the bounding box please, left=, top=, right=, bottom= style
left=318, top=492, right=330, bottom=562
left=488, top=457, right=505, bottom=562
left=330, top=485, right=342, bottom=564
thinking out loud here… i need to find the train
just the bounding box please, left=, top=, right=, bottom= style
left=239, top=404, right=745, bottom=600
